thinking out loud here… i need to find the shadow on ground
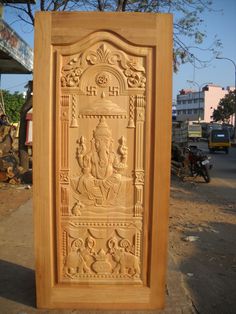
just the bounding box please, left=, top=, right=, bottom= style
left=0, top=259, right=36, bottom=307
left=171, top=176, right=236, bottom=211
left=179, top=222, right=236, bottom=314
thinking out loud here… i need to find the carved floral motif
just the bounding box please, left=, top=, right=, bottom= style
left=61, top=43, right=146, bottom=89
left=135, top=170, right=145, bottom=185
left=61, top=57, right=83, bottom=87
left=124, top=68, right=146, bottom=88
left=60, top=170, right=69, bottom=183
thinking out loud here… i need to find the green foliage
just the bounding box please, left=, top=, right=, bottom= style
left=1, top=90, right=25, bottom=123
left=212, top=90, right=236, bottom=123
left=4, top=0, right=223, bottom=72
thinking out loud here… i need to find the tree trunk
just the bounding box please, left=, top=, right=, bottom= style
left=18, top=81, right=33, bottom=170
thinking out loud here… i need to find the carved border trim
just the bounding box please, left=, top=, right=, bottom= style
left=78, top=114, right=127, bottom=119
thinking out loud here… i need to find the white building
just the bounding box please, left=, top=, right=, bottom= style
left=176, top=84, right=234, bottom=124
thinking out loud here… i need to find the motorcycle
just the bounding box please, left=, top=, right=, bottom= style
left=187, top=145, right=212, bottom=183
left=171, top=143, right=212, bottom=183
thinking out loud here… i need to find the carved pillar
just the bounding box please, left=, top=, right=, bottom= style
left=134, top=95, right=145, bottom=217
left=70, top=94, right=79, bottom=128
left=135, top=230, right=141, bottom=257
left=128, top=95, right=135, bottom=128
left=60, top=95, right=70, bottom=215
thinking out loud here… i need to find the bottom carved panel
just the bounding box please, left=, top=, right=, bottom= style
left=59, top=218, right=143, bottom=284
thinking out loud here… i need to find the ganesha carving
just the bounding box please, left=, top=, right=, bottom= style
left=75, top=117, right=128, bottom=207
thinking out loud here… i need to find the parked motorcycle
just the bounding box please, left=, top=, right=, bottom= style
left=187, top=145, right=212, bottom=183
left=171, top=143, right=212, bottom=183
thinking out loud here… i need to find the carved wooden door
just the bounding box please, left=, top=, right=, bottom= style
left=34, top=12, right=172, bottom=310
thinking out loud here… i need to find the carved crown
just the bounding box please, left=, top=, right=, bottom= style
left=93, top=118, right=112, bottom=139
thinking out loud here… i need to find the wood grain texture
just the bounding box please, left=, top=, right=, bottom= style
left=33, top=12, right=172, bottom=310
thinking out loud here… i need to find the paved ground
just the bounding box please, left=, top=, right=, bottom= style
left=0, top=198, right=195, bottom=314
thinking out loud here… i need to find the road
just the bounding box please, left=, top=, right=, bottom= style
left=192, top=140, right=236, bottom=203
left=170, top=140, right=236, bottom=313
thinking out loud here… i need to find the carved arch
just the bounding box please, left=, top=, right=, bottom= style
left=55, top=31, right=149, bottom=57
left=58, top=31, right=148, bottom=90
left=79, top=64, right=127, bottom=94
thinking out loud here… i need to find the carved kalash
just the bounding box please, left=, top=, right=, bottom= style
left=33, top=12, right=172, bottom=310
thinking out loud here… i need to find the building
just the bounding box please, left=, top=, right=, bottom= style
left=172, top=100, right=177, bottom=121
left=0, top=1, right=34, bottom=114
left=0, top=2, right=34, bottom=74
left=176, top=84, right=234, bottom=124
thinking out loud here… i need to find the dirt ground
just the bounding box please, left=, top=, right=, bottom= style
left=169, top=176, right=236, bottom=314
left=0, top=183, right=32, bottom=220
left=0, top=176, right=235, bottom=313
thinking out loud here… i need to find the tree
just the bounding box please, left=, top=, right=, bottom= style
left=1, top=0, right=222, bottom=71
left=212, top=90, right=236, bottom=123
left=1, top=90, right=25, bottom=123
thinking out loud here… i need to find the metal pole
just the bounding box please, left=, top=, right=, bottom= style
left=216, top=57, right=236, bottom=141
left=198, top=86, right=201, bottom=123
left=233, top=66, right=236, bottom=140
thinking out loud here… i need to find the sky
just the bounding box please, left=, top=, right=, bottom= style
left=1, top=0, right=236, bottom=101
left=173, top=0, right=236, bottom=100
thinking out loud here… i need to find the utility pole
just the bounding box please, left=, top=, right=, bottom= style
left=0, top=74, right=6, bottom=115
left=216, top=56, right=236, bottom=141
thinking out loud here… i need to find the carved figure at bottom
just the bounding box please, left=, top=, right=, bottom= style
left=112, top=248, right=140, bottom=276
left=64, top=248, right=91, bottom=275
left=62, top=233, right=141, bottom=280
left=64, top=239, right=94, bottom=275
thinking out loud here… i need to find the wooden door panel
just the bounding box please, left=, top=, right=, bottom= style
left=34, top=12, right=172, bottom=310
